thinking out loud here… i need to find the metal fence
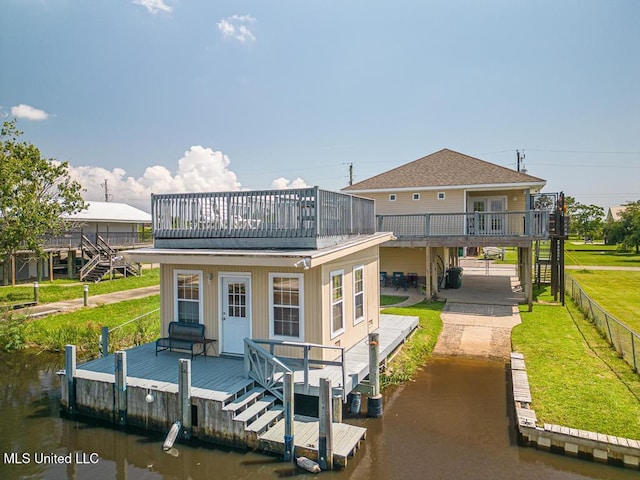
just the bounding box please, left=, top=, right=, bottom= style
left=566, top=274, right=639, bottom=373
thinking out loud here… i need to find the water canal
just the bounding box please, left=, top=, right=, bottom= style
left=0, top=351, right=636, bottom=480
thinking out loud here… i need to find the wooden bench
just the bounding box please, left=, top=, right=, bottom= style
left=155, top=321, right=216, bottom=360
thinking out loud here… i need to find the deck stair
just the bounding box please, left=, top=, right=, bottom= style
left=221, top=386, right=284, bottom=448
left=80, top=234, right=139, bottom=282
left=535, top=240, right=552, bottom=285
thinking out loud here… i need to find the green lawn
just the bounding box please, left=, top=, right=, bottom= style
left=568, top=270, right=640, bottom=333
left=564, top=244, right=640, bottom=267
left=380, top=295, right=409, bottom=306
left=22, top=295, right=161, bottom=359
left=0, top=268, right=160, bottom=306
left=512, top=302, right=640, bottom=440
left=380, top=301, right=444, bottom=386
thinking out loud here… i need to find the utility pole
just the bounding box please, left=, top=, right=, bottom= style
left=348, top=163, right=353, bottom=186
left=101, top=179, right=113, bottom=202
left=516, top=150, right=524, bottom=172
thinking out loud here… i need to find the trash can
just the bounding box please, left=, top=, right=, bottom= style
left=446, top=267, right=463, bottom=289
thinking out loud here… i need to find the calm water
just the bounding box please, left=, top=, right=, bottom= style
left=0, top=352, right=637, bottom=480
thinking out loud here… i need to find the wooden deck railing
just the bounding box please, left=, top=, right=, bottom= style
left=42, top=231, right=152, bottom=249
left=151, top=188, right=375, bottom=249
left=244, top=338, right=347, bottom=401
left=377, top=210, right=551, bottom=239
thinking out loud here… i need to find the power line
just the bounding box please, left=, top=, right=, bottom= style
left=525, top=149, right=640, bottom=155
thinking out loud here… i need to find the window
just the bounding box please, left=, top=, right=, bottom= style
left=412, top=193, right=420, bottom=201
left=353, top=266, right=365, bottom=325
left=270, top=273, right=304, bottom=340
left=331, top=270, right=344, bottom=338
left=389, top=194, right=396, bottom=201
left=174, top=270, right=202, bottom=324
left=437, top=192, right=446, bottom=200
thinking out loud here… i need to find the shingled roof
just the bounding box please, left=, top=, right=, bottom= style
left=343, top=149, right=546, bottom=191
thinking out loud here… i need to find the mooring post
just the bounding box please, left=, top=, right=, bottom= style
left=100, top=326, right=109, bottom=357
left=114, top=351, right=127, bottom=426
left=83, top=284, right=89, bottom=307
left=367, top=332, right=383, bottom=418
left=178, top=359, right=192, bottom=439
left=332, top=388, right=343, bottom=423
left=64, top=345, right=77, bottom=416
left=283, top=371, right=295, bottom=462
left=318, top=377, right=333, bottom=471
left=33, top=281, right=39, bottom=304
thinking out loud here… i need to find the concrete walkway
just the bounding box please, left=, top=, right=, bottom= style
left=22, top=285, right=160, bottom=318
left=433, top=261, right=524, bottom=360
left=380, top=286, right=425, bottom=308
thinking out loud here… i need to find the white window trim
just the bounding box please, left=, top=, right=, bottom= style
left=437, top=192, right=446, bottom=200
left=389, top=194, right=396, bottom=201
left=268, top=272, right=304, bottom=342
left=174, top=269, right=204, bottom=324
left=353, top=265, right=365, bottom=326
left=330, top=269, right=345, bottom=339
left=412, top=193, right=420, bottom=201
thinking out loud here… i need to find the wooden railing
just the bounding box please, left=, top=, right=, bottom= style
left=244, top=339, right=292, bottom=401
left=42, top=231, right=152, bottom=249
left=249, top=339, right=347, bottom=401
left=377, top=210, right=551, bottom=239
left=151, top=188, right=375, bottom=248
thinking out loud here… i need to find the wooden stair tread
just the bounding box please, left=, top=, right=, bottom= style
left=223, top=387, right=265, bottom=413
left=234, top=396, right=277, bottom=423
left=245, top=405, right=284, bottom=433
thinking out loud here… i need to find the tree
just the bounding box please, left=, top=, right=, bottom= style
left=604, top=201, right=640, bottom=253
left=0, top=119, right=85, bottom=281
left=567, top=202, right=604, bottom=241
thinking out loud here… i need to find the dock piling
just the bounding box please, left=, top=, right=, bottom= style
left=332, top=388, right=343, bottom=423
left=64, top=345, right=76, bottom=416
left=318, top=377, right=333, bottom=470
left=283, top=371, right=295, bottom=462
left=114, top=351, right=127, bottom=426
left=178, top=359, right=192, bottom=439
left=367, top=332, right=383, bottom=418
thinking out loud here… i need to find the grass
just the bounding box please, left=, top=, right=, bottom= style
left=564, top=246, right=640, bottom=267
left=379, top=301, right=444, bottom=387
left=568, top=270, right=640, bottom=333
left=380, top=295, right=409, bottom=306
left=0, top=268, right=159, bottom=306
left=22, top=295, right=160, bottom=360
left=512, top=301, right=640, bottom=440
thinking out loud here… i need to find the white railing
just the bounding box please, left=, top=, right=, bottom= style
left=377, top=210, right=551, bottom=238
left=151, top=188, right=375, bottom=241
left=244, top=338, right=347, bottom=401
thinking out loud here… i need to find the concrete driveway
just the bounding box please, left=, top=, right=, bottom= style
left=433, top=262, right=524, bottom=360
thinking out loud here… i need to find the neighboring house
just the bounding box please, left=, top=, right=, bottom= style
left=124, top=188, right=392, bottom=360
left=606, top=205, right=627, bottom=223
left=343, top=149, right=554, bottom=306
left=1, top=201, right=151, bottom=284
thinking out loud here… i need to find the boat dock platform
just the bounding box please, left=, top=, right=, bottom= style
left=60, top=314, right=417, bottom=469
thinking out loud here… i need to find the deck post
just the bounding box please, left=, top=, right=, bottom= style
left=283, top=371, right=295, bottom=462
left=114, top=351, right=127, bottom=426
left=424, top=246, right=432, bottom=300
left=64, top=345, right=77, bottom=416
left=49, top=253, right=54, bottom=282
left=179, top=359, right=192, bottom=439
left=367, top=332, right=383, bottom=417
left=100, top=326, right=109, bottom=357
left=332, top=388, right=343, bottom=423
left=525, top=245, right=533, bottom=312
left=318, top=377, right=333, bottom=471
left=10, top=254, right=16, bottom=286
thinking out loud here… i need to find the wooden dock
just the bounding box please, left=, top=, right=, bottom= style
left=61, top=314, right=418, bottom=470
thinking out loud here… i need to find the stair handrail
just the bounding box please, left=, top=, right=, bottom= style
left=79, top=254, right=101, bottom=281
left=81, top=234, right=101, bottom=257
left=244, top=338, right=292, bottom=401
left=97, top=235, right=117, bottom=256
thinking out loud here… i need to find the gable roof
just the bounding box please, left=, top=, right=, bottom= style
left=607, top=206, right=627, bottom=222
left=63, top=201, right=151, bottom=224
left=343, top=148, right=546, bottom=192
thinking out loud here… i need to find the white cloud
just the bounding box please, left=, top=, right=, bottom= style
left=217, top=14, right=256, bottom=43
left=133, top=0, right=172, bottom=14
left=69, top=146, right=241, bottom=212
left=11, top=104, right=49, bottom=121
left=271, top=177, right=310, bottom=190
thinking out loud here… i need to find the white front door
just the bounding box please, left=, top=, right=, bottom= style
left=221, top=276, right=251, bottom=355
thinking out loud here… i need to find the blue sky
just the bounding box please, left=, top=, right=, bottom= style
left=1, top=0, right=638, bottom=212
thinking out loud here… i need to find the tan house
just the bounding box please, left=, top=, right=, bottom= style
left=606, top=205, right=627, bottom=223
left=343, top=149, right=553, bottom=307
left=125, top=188, right=392, bottom=361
